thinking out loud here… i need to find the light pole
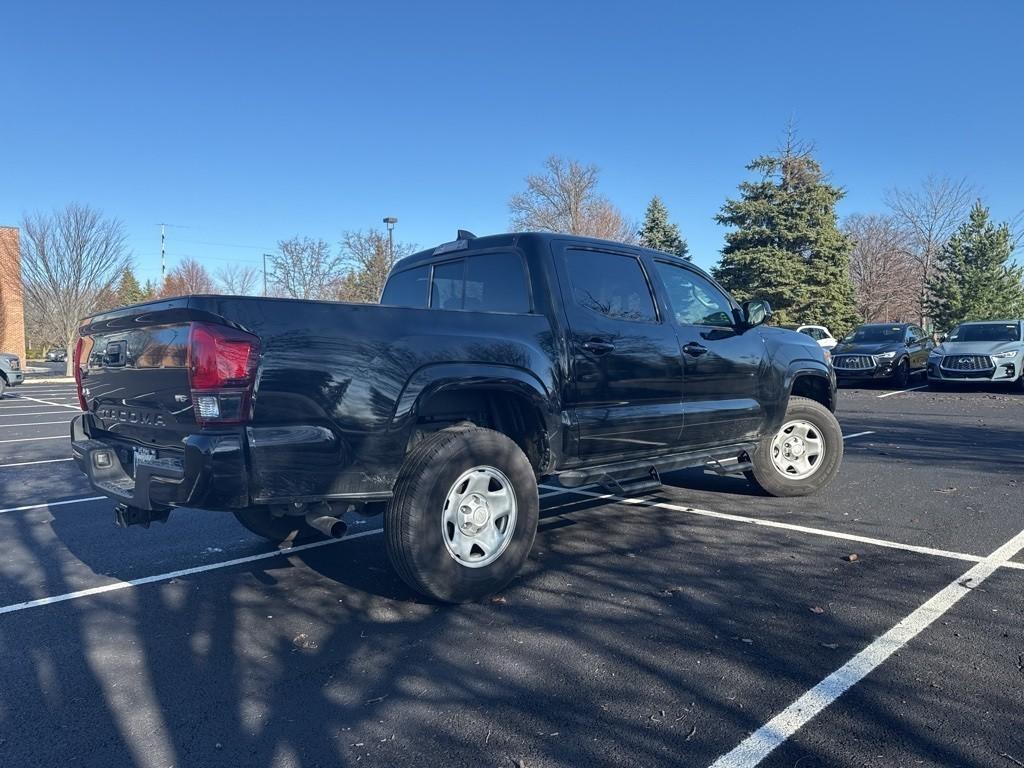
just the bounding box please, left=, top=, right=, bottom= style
left=382, top=216, right=398, bottom=261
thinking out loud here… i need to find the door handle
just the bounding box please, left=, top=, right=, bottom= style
left=581, top=338, right=615, bottom=355
left=683, top=342, right=708, bottom=357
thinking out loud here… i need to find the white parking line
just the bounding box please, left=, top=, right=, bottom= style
left=537, top=484, right=1000, bottom=566
left=0, top=435, right=68, bottom=444
left=709, top=526, right=1024, bottom=768
left=10, top=395, right=81, bottom=411
left=0, top=496, right=106, bottom=515
left=877, top=385, right=928, bottom=398
left=841, top=430, right=875, bottom=439
left=0, top=420, right=71, bottom=428
left=0, top=458, right=74, bottom=469
left=0, top=529, right=382, bottom=616
left=0, top=410, right=77, bottom=417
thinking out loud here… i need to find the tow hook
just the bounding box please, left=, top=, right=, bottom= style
left=114, top=503, right=171, bottom=528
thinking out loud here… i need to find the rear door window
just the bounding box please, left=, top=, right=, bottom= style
left=380, top=265, right=429, bottom=307
left=565, top=249, right=657, bottom=322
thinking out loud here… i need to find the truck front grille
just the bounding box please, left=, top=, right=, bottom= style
left=832, top=354, right=875, bottom=370
left=940, top=355, right=993, bottom=373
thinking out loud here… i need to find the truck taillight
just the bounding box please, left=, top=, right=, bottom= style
left=188, top=323, right=261, bottom=425
left=74, top=337, right=87, bottom=411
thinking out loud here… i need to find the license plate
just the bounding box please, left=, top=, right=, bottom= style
left=134, top=447, right=157, bottom=466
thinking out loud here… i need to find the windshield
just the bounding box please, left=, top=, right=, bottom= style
left=948, top=323, right=1021, bottom=342
left=844, top=325, right=904, bottom=343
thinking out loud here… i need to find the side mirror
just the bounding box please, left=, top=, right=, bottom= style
left=937, top=334, right=947, bottom=343
left=742, top=299, right=772, bottom=328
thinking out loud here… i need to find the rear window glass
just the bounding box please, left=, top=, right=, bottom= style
left=424, top=252, right=530, bottom=312
left=464, top=252, right=529, bottom=313
left=430, top=260, right=465, bottom=310
left=380, top=266, right=429, bottom=307
left=566, top=250, right=656, bottom=322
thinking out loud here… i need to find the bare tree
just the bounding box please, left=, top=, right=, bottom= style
left=216, top=263, right=262, bottom=295
left=844, top=214, right=919, bottom=323
left=509, top=155, right=637, bottom=244
left=885, top=176, right=975, bottom=324
left=336, top=229, right=416, bottom=303
left=159, top=258, right=216, bottom=297
left=267, top=236, right=345, bottom=300
left=20, top=204, right=132, bottom=376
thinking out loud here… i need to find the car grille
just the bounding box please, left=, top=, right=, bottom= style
left=832, top=354, right=875, bottom=370
left=940, top=355, right=993, bottom=372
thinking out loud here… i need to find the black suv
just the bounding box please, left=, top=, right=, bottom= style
left=832, top=322, right=933, bottom=387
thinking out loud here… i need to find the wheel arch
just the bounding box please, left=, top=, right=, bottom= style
left=787, top=365, right=835, bottom=412
left=394, top=363, right=561, bottom=472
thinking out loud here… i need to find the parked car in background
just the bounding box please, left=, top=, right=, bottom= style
left=0, top=353, right=24, bottom=397
left=781, top=324, right=837, bottom=351
left=927, top=320, right=1023, bottom=389
left=69, top=231, right=842, bottom=603
left=832, top=322, right=933, bottom=387
left=45, top=347, right=67, bottom=362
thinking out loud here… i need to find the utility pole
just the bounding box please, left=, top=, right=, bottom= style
left=262, top=253, right=271, bottom=297
left=160, top=223, right=166, bottom=278
left=383, top=216, right=398, bottom=261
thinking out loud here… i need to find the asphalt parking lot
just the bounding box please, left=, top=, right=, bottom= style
left=0, top=381, right=1021, bottom=768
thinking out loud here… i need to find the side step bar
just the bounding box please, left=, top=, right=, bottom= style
left=557, top=442, right=758, bottom=488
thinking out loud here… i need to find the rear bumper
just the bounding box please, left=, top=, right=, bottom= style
left=71, top=414, right=248, bottom=511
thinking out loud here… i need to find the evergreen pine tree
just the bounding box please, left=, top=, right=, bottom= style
left=639, top=196, right=690, bottom=259
left=925, top=201, right=1024, bottom=330
left=141, top=279, right=157, bottom=300
left=117, top=268, right=145, bottom=306
left=713, top=137, right=860, bottom=335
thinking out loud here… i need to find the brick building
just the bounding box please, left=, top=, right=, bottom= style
left=0, top=226, right=27, bottom=362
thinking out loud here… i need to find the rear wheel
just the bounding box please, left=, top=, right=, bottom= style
left=233, top=506, right=320, bottom=544
left=386, top=426, right=539, bottom=603
left=748, top=396, right=843, bottom=497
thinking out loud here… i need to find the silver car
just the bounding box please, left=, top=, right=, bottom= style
left=927, top=320, right=1024, bottom=389
left=0, top=353, right=24, bottom=398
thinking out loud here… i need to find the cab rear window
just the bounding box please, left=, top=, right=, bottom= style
left=382, top=252, right=529, bottom=313
left=380, top=266, right=429, bottom=307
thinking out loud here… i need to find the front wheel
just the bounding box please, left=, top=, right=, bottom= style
left=385, top=426, right=539, bottom=603
left=892, top=358, right=910, bottom=388
left=747, top=396, right=844, bottom=497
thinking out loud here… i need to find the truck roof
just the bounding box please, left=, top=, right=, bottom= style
left=393, top=231, right=702, bottom=274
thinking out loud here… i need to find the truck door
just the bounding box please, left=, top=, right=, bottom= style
left=553, top=242, right=684, bottom=460
left=650, top=259, right=767, bottom=447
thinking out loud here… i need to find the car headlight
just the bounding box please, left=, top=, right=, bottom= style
left=992, top=350, right=1019, bottom=360
left=823, top=349, right=832, bottom=365
left=929, top=348, right=943, bottom=357
left=875, top=351, right=897, bottom=360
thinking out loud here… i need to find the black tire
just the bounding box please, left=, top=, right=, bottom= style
left=748, top=396, right=844, bottom=497
left=233, top=506, right=321, bottom=544
left=892, top=358, right=910, bottom=388
left=386, top=426, right=539, bottom=603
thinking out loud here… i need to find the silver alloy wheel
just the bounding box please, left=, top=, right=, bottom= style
left=769, top=419, right=825, bottom=480
left=441, top=465, right=518, bottom=568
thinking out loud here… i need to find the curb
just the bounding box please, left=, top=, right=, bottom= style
left=23, top=377, right=75, bottom=385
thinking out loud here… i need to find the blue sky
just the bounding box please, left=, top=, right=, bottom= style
left=2, top=1, right=1022, bottom=283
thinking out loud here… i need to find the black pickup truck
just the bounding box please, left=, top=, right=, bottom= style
left=71, top=231, right=841, bottom=602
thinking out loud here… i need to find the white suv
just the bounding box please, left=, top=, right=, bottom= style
left=782, top=325, right=837, bottom=350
